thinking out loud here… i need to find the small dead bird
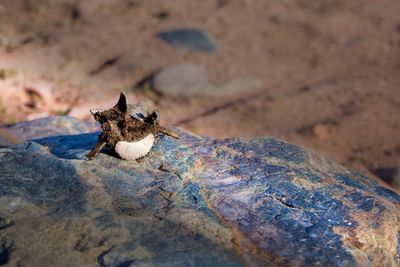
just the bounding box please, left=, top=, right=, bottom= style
left=87, top=92, right=179, bottom=160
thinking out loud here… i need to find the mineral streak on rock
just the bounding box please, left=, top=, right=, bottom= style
left=0, top=117, right=399, bottom=266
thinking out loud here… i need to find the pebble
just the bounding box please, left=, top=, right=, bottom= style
left=206, top=76, right=262, bottom=96
left=152, top=63, right=262, bottom=96
left=152, top=63, right=209, bottom=96
left=157, top=28, right=216, bottom=52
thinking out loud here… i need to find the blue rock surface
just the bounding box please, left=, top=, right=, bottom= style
left=0, top=116, right=99, bottom=145
left=0, top=117, right=399, bottom=266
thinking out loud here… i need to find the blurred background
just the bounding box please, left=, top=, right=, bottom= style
left=0, top=0, right=399, bottom=188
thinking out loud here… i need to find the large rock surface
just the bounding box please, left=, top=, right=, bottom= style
left=0, top=117, right=399, bottom=266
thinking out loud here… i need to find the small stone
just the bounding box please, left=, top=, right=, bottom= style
left=152, top=64, right=209, bottom=96
left=152, top=64, right=262, bottom=96
left=205, top=76, right=262, bottom=96
left=313, top=124, right=330, bottom=140
left=157, top=28, right=216, bottom=52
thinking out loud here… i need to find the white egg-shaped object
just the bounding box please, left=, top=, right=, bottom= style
left=114, top=134, right=155, bottom=160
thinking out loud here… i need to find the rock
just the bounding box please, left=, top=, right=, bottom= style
left=0, top=116, right=399, bottom=266
left=0, top=116, right=99, bottom=144
left=157, top=29, right=217, bottom=52
left=0, top=129, right=17, bottom=147
left=206, top=76, right=262, bottom=96
left=152, top=64, right=209, bottom=96
left=152, top=64, right=262, bottom=96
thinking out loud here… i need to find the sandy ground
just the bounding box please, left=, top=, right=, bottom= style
left=0, top=0, right=399, bottom=186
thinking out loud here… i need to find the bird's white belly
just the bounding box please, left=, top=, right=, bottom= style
left=115, top=134, right=155, bottom=160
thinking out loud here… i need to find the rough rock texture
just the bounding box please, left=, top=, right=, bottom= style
left=0, top=117, right=399, bottom=266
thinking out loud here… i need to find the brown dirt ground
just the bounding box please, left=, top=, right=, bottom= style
left=0, top=0, right=399, bottom=187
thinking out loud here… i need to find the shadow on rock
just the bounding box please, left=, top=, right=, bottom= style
left=0, top=142, right=88, bottom=216
left=33, top=132, right=101, bottom=160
